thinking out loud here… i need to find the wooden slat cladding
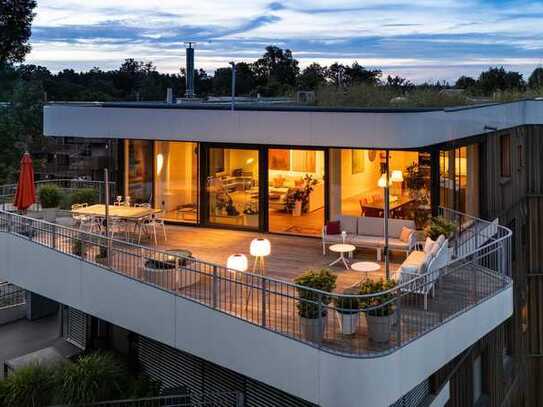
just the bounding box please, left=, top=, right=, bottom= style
left=476, top=124, right=543, bottom=407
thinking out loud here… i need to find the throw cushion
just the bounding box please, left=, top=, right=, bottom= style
left=435, top=234, right=446, bottom=248
left=399, top=226, right=412, bottom=242
left=423, top=237, right=435, bottom=254
left=326, top=221, right=341, bottom=235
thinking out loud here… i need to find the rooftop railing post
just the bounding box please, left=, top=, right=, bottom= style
left=7, top=213, right=12, bottom=233
left=212, top=265, right=218, bottom=309
left=396, top=293, right=401, bottom=347
left=261, top=278, right=267, bottom=328
left=52, top=224, right=57, bottom=250
left=318, top=292, right=323, bottom=346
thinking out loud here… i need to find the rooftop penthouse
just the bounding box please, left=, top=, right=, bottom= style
left=1, top=99, right=534, bottom=406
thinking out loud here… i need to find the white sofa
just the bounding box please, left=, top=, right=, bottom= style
left=322, top=216, right=416, bottom=260
left=396, top=234, right=449, bottom=310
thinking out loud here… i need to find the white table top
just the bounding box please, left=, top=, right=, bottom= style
left=329, top=244, right=356, bottom=253
left=350, top=261, right=381, bottom=272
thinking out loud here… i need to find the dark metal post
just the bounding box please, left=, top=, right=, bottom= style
left=212, top=265, right=218, bottom=308
left=104, top=169, right=111, bottom=267
left=261, top=278, right=266, bottom=328
left=230, top=62, right=236, bottom=111
left=384, top=150, right=390, bottom=280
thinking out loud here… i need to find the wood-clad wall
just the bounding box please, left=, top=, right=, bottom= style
left=478, top=125, right=543, bottom=407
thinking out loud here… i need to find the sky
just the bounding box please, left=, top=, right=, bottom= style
left=27, top=0, right=543, bottom=83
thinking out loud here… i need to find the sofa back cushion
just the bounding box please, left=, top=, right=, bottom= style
left=356, top=216, right=415, bottom=238
left=399, top=226, right=412, bottom=242
left=338, top=215, right=357, bottom=234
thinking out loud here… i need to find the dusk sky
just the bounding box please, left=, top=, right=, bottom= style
left=28, top=0, right=543, bottom=83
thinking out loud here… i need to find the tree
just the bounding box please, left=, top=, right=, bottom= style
left=455, top=75, right=477, bottom=90
left=212, top=62, right=255, bottom=96
left=384, top=75, right=414, bottom=92
left=0, top=0, right=37, bottom=64
left=477, top=67, right=525, bottom=95
left=113, top=59, right=156, bottom=99
left=298, top=63, right=327, bottom=90
left=344, top=62, right=381, bottom=86
left=252, top=46, right=300, bottom=90
left=528, top=67, right=543, bottom=90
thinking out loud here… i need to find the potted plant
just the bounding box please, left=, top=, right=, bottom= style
left=425, top=216, right=457, bottom=240
left=334, top=294, right=360, bottom=335
left=294, top=267, right=337, bottom=342
left=284, top=174, right=318, bottom=216
left=95, top=243, right=109, bottom=266
left=38, top=184, right=63, bottom=222
left=359, top=279, right=397, bottom=343
left=243, top=201, right=259, bottom=227
left=72, top=237, right=86, bottom=259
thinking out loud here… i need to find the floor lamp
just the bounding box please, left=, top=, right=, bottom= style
left=246, top=238, right=271, bottom=309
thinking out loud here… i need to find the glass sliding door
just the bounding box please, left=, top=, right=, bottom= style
left=268, top=148, right=325, bottom=236
left=439, top=145, right=479, bottom=216
left=207, top=147, right=260, bottom=228
left=154, top=141, right=198, bottom=223
left=125, top=140, right=153, bottom=204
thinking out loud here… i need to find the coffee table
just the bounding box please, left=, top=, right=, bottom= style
left=329, top=244, right=356, bottom=269
left=350, top=261, right=381, bottom=279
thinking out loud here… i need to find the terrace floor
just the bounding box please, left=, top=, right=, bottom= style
left=152, top=224, right=405, bottom=292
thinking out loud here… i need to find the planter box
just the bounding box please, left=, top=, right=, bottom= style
left=365, top=312, right=396, bottom=343
left=336, top=311, right=360, bottom=335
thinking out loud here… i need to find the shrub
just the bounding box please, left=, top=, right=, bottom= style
left=294, top=268, right=337, bottom=319
left=60, top=188, right=99, bottom=210
left=359, top=279, right=397, bottom=317
left=0, top=364, right=58, bottom=407
left=334, top=295, right=360, bottom=314
left=425, top=216, right=457, bottom=240
left=57, top=352, right=127, bottom=404
left=38, top=184, right=63, bottom=208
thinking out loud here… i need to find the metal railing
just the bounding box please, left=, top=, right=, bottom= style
left=51, top=391, right=244, bottom=407
left=0, top=179, right=116, bottom=212
left=0, top=201, right=512, bottom=358
left=0, top=282, right=25, bottom=309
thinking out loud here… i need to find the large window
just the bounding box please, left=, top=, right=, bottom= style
left=207, top=148, right=259, bottom=228
left=440, top=145, right=479, bottom=216
left=154, top=141, right=198, bottom=223
left=268, top=149, right=325, bottom=236
left=125, top=140, right=153, bottom=204
left=330, top=149, right=431, bottom=228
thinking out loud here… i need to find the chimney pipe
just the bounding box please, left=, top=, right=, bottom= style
left=185, top=42, right=195, bottom=98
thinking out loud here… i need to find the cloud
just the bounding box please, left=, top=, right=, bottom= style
left=26, top=0, right=543, bottom=83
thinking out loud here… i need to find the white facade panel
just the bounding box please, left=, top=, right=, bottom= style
left=44, top=100, right=543, bottom=149
left=0, top=233, right=513, bottom=407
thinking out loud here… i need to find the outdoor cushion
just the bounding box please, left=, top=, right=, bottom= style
left=357, top=217, right=382, bottom=237
left=423, top=237, right=435, bottom=254
left=435, top=234, right=446, bottom=248
left=338, top=216, right=357, bottom=234
left=399, top=226, right=412, bottom=242
left=429, top=241, right=440, bottom=258
left=324, top=234, right=348, bottom=243
left=326, top=221, right=341, bottom=235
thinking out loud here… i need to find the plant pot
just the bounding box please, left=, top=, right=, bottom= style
left=42, top=207, right=57, bottom=223
left=336, top=311, right=360, bottom=335
left=300, top=316, right=326, bottom=342
left=293, top=200, right=302, bottom=217
left=365, top=312, right=395, bottom=343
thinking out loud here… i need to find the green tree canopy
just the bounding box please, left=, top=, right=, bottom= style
left=528, top=67, right=543, bottom=90
left=0, top=0, right=36, bottom=64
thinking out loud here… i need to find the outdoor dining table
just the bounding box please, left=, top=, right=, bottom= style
left=71, top=204, right=161, bottom=240
left=71, top=204, right=160, bottom=219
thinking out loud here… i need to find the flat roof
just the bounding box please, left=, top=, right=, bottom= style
left=43, top=99, right=543, bottom=149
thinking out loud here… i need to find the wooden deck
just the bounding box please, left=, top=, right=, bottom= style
left=153, top=224, right=404, bottom=292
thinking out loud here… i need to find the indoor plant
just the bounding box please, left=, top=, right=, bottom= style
left=284, top=174, right=318, bottom=216
left=243, top=201, right=259, bottom=227
left=359, top=279, right=397, bottom=343
left=38, top=184, right=63, bottom=222
left=334, top=294, right=360, bottom=335
left=425, top=216, right=457, bottom=240
left=294, top=267, right=337, bottom=342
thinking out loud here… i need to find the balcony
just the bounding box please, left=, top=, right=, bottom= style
left=0, top=184, right=513, bottom=406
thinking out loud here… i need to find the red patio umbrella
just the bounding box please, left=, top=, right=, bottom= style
left=14, top=152, right=36, bottom=212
